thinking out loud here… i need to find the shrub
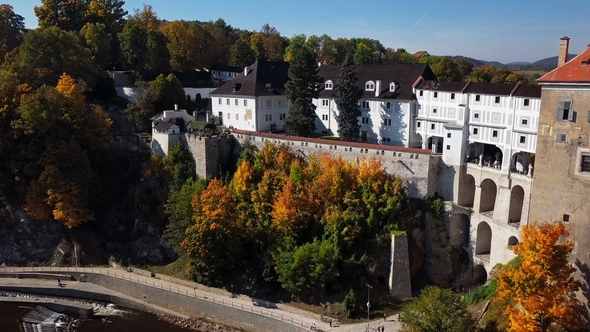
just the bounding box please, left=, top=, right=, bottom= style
left=188, top=121, right=217, bottom=131
left=342, top=289, right=357, bottom=318
left=463, top=280, right=498, bottom=305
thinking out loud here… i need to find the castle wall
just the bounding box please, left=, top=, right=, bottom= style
left=389, top=234, right=412, bottom=299
left=182, top=134, right=234, bottom=179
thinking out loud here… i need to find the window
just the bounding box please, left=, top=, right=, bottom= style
left=419, top=90, right=423, bottom=96
left=556, top=133, right=567, bottom=142
left=280, top=113, right=286, bottom=120
left=383, top=119, right=392, bottom=126
left=235, top=99, right=238, bottom=106
left=581, top=155, right=590, bottom=172
left=235, top=114, right=239, bottom=120
left=431, top=124, right=435, bottom=130
left=520, top=136, right=526, bottom=144
left=434, top=92, right=438, bottom=98
left=322, top=114, right=328, bottom=120
left=361, top=117, right=369, bottom=124
left=446, top=145, right=451, bottom=150
left=492, top=130, right=498, bottom=138
left=325, top=81, right=333, bottom=90
left=265, top=114, right=272, bottom=121
left=322, top=99, right=329, bottom=106
left=557, top=100, right=573, bottom=121
left=450, top=93, right=455, bottom=100
left=384, top=137, right=391, bottom=142
left=389, top=82, right=395, bottom=91
left=474, top=113, right=480, bottom=119
left=227, top=113, right=230, bottom=119
left=432, top=108, right=437, bottom=114
left=226, top=98, right=230, bottom=105
left=417, top=121, right=421, bottom=128
left=365, top=81, right=375, bottom=90
left=386, top=102, right=391, bottom=109
left=447, top=133, right=451, bottom=138
left=522, top=119, right=528, bottom=125
left=473, top=128, right=479, bottom=135
left=244, top=100, right=248, bottom=106
left=494, top=96, right=500, bottom=104
left=218, top=98, right=222, bottom=105
left=362, top=101, right=369, bottom=108
left=475, top=95, right=481, bottom=102
left=278, top=99, right=287, bottom=107
left=563, top=214, right=570, bottom=222
left=266, top=99, right=272, bottom=107
left=523, top=99, right=530, bottom=106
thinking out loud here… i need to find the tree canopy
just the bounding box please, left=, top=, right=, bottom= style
left=334, top=54, right=363, bottom=141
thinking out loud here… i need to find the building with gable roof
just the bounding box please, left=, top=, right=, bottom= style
left=530, top=37, right=590, bottom=295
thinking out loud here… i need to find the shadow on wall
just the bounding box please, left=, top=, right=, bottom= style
left=152, top=140, right=164, bottom=157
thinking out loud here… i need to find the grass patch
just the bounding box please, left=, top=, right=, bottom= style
left=309, top=133, right=340, bottom=140
left=463, top=280, right=497, bottom=305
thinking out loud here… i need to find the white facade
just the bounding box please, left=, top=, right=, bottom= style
left=213, top=95, right=289, bottom=132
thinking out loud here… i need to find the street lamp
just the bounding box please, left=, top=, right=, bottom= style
left=366, top=283, right=373, bottom=330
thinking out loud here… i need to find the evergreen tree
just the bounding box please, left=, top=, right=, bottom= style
left=334, top=54, right=363, bottom=141
left=284, top=47, right=321, bottom=136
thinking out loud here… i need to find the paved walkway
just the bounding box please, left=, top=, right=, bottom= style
left=0, top=266, right=402, bottom=332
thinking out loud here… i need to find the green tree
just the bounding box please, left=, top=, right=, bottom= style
left=145, top=29, right=170, bottom=72
left=342, top=289, right=357, bottom=318
left=164, top=178, right=207, bottom=255
left=284, top=47, right=321, bottom=136
left=164, top=141, right=195, bottom=191
left=401, top=286, right=475, bottom=332
left=383, top=48, right=416, bottom=65
left=469, top=65, right=496, bottom=83
left=80, top=22, right=112, bottom=69
left=230, top=31, right=256, bottom=68
left=34, top=0, right=87, bottom=31
left=118, top=19, right=148, bottom=71
left=0, top=4, right=25, bottom=59
left=18, top=27, right=96, bottom=88
left=454, top=58, right=474, bottom=78
left=148, top=73, right=187, bottom=112
left=334, top=54, right=363, bottom=141
left=353, top=42, right=372, bottom=65
left=124, top=81, right=153, bottom=132
left=432, top=57, right=462, bottom=82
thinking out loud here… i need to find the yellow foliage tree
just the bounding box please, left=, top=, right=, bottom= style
left=495, top=222, right=585, bottom=332
left=232, top=160, right=255, bottom=197
left=56, top=72, right=85, bottom=110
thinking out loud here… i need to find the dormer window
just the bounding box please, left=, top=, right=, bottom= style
left=365, top=81, right=375, bottom=91
left=389, top=82, right=396, bottom=92
left=325, top=80, right=333, bottom=90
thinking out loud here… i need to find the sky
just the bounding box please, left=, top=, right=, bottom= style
left=10, top=0, right=590, bottom=64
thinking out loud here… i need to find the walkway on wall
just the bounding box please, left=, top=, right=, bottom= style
left=0, top=266, right=402, bottom=332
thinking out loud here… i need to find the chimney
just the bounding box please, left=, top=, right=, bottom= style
left=558, top=36, right=570, bottom=68
left=375, top=80, right=382, bottom=97
left=244, top=66, right=249, bottom=76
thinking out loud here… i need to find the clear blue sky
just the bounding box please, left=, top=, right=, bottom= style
left=10, top=0, right=590, bottom=63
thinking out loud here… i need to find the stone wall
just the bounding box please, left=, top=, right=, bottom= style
left=389, top=234, right=411, bottom=299
left=182, top=134, right=235, bottom=179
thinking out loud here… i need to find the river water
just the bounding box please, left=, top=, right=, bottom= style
left=0, top=301, right=190, bottom=332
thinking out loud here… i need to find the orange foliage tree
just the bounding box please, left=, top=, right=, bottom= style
left=495, top=222, right=586, bottom=332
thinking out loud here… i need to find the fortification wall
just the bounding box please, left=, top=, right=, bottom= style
left=232, top=131, right=438, bottom=200
left=182, top=134, right=235, bottom=179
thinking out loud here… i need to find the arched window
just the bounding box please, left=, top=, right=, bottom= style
left=365, top=81, right=375, bottom=91
left=325, top=80, right=333, bottom=90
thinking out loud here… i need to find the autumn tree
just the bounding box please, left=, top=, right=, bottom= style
left=469, top=65, right=496, bottom=83
left=148, top=73, right=187, bottom=112
left=454, top=57, right=474, bottom=78
left=401, top=286, right=475, bottom=332
left=34, top=0, right=87, bottom=31
left=495, top=222, right=585, bottom=332
left=284, top=47, right=321, bottom=136
left=0, top=4, right=25, bottom=59
left=335, top=54, right=363, bottom=141
left=230, top=31, right=256, bottom=68
left=80, top=22, right=112, bottom=69
left=432, top=57, right=462, bottom=82
left=181, top=179, right=244, bottom=285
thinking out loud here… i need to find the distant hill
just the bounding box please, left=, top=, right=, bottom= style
left=446, top=53, right=577, bottom=71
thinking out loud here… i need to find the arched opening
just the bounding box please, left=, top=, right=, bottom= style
left=508, top=185, right=525, bottom=224
left=412, top=133, right=423, bottom=149
left=465, top=142, right=481, bottom=163
left=510, top=151, right=531, bottom=175
left=473, top=265, right=488, bottom=285
left=459, top=174, right=476, bottom=207
left=482, top=144, right=503, bottom=169
left=479, top=179, right=497, bottom=213
left=508, top=236, right=519, bottom=248
left=475, top=222, right=492, bottom=255
left=427, top=136, right=433, bottom=150
left=450, top=214, right=470, bottom=248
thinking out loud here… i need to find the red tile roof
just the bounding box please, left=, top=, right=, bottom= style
left=538, top=46, right=590, bottom=83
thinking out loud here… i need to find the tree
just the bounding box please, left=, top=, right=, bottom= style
left=284, top=47, right=321, bottom=136
left=469, top=65, right=496, bottom=83
left=34, top=0, right=87, bottom=31
left=18, top=27, right=97, bottom=88
left=80, top=22, right=112, bottom=69
left=454, top=58, right=474, bottom=78
left=0, top=4, right=25, bottom=59
left=118, top=19, right=148, bottom=71
left=181, top=179, right=244, bottom=286
left=495, top=222, right=585, bottom=332
left=353, top=42, right=372, bottom=65
left=432, top=57, right=462, bottom=82
left=335, top=54, right=363, bottom=141
left=230, top=31, right=255, bottom=68
left=342, top=289, right=357, bottom=318
left=148, top=73, right=187, bottom=112
left=145, top=29, right=171, bottom=72
left=401, top=286, right=475, bottom=332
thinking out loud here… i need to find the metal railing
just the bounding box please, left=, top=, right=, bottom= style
left=0, top=266, right=310, bottom=330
